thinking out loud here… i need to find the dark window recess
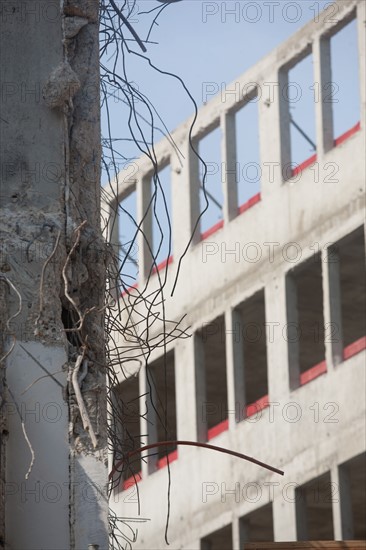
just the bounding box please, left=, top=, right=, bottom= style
left=296, top=471, right=334, bottom=540
left=237, top=289, right=268, bottom=407
left=337, top=228, right=366, bottom=348
left=113, top=376, right=141, bottom=482
left=196, top=315, right=228, bottom=436
left=240, top=503, right=274, bottom=544
left=201, top=524, right=232, bottom=550
left=147, top=351, right=177, bottom=464
left=339, top=452, right=366, bottom=539
left=286, top=253, right=325, bottom=387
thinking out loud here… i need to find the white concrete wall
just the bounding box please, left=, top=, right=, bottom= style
left=5, top=343, right=69, bottom=550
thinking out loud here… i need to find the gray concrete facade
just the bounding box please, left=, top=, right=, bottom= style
left=1, top=1, right=108, bottom=548
left=106, top=1, right=366, bottom=547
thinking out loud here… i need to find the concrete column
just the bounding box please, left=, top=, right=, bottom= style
left=322, top=246, right=344, bottom=369
left=139, top=367, right=151, bottom=479
left=258, top=72, right=284, bottom=196
left=136, top=176, right=153, bottom=283
left=171, top=140, right=196, bottom=258
left=331, top=463, right=354, bottom=539
left=225, top=308, right=245, bottom=427
left=278, top=68, right=292, bottom=182
left=175, top=337, right=198, bottom=456
left=145, top=366, right=159, bottom=474
left=195, top=334, right=207, bottom=443
left=313, top=36, right=334, bottom=156
left=179, top=135, right=201, bottom=246
left=5, top=343, right=70, bottom=550
left=285, top=274, right=300, bottom=391
left=265, top=278, right=291, bottom=400
left=221, top=111, right=238, bottom=222
left=272, top=487, right=297, bottom=541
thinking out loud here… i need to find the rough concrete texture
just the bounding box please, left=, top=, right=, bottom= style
left=0, top=0, right=108, bottom=547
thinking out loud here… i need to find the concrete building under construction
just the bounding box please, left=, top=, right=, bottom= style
left=106, top=1, right=366, bottom=547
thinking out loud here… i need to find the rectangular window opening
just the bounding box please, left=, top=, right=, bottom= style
left=236, top=290, right=268, bottom=418
left=288, top=52, right=317, bottom=173
left=330, top=16, right=361, bottom=144
left=334, top=227, right=366, bottom=358
left=201, top=523, right=232, bottom=550
left=339, top=452, right=366, bottom=538
left=198, top=126, right=224, bottom=239
left=196, top=315, right=228, bottom=440
left=286, top=253, right=326, bottom=389
left=235, top=94, right=261, bottom=214
left=119, top=190, right=139, bottom=292
left=149, top=164, right=173, bottom=272
left=112, top=376, right=142, bottom=491
left=147, top=351, right=177, bottom=472
left=240, top=503, right=274, bottom=544
left=296, top=471, right=334, bottom=540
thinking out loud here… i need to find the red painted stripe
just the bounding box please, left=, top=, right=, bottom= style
left=156, top=449, right=178, bottom=470
left=200, top=219, right=224, bottom=241
left=246, top=394, right=269, bottom=418
left=300, top=360, right=327, bottom=386
left=152, top=255, right=173, bottom=274
left=207, top=418, right=229, bottom=441
left=291, top=153, right=317, bottom=177
left=121, top=282, right=138, bottom=297
left=122, top=471, right=142, bottom=491
left=238, top=192, right=261, bottom=215
left=334, top=121, right=361, bottom=147
left=343, top=336, right=366, bottom=361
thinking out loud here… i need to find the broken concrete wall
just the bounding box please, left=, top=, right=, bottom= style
left=0, top=0, right=108, bottom=548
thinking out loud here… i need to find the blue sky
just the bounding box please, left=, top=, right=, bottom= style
left=101, top=1, right=361, bottom=281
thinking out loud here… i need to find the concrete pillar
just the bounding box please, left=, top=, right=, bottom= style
left=221, top=111, right=238, bottom=222
left=272, top=487, right=297, bottom=541
left=258, top=72, right=284, bottom=196
left=265, top=278, right=291, bottom=399
left=331, top=463, right=354, bottom=539
left=322, top=246, right=344, bottom=368
left=137, top=367, right=147, bottom=480
left=189, top=138, right=203, bottom=246
left=5, top=343, right=70, bottom=550
left=175, top=337, right=198, bottom=454
left=171, top=140, right=196, bottom=258
left=313, top=36, right=334, bottom=156
left=285, top=275, right=300, bottom=391
left=278, top=68, right=292, bottom=181
left=225, top=308, right=245, bottom=427
left=142, top=365, right=159, bottom=474
left=195, top=334, right=207, bottom=443
left=137, top=175, right=153, bottom=283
